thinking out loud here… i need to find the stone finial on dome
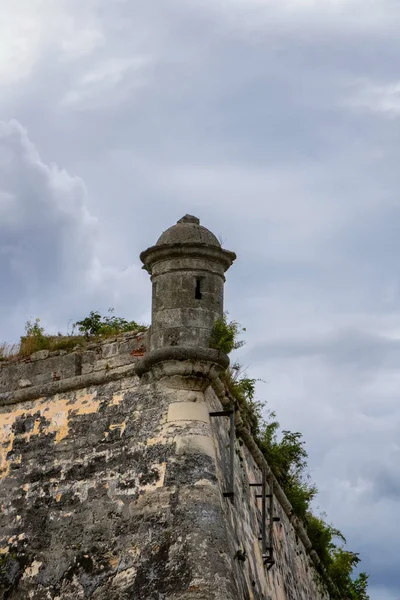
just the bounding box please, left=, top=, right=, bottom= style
left=177, top=214, right=200, bottom=225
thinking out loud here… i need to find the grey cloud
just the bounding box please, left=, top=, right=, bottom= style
left=0, top=120, right=148, bottom=340
left=370, top=467, right=400, bottom=502
left=0, top=120, right=96, bottom=303
left=247, top=329, right=400, bottom=372
left=1, top=1, right=400, bottom=598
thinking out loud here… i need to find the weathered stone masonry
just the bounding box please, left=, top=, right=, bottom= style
left=0, top=216, right=329, bottom=600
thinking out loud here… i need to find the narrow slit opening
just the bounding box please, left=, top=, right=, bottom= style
left=195, top=278, right=202, bottom=300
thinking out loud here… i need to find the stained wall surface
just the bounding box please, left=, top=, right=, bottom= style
left=0, top=336, right=328, bottom=600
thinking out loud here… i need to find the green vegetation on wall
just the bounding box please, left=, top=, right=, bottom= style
left=210, top=313, right=246, bottom=354
left=18, top=318, right=85, bottom=356
left=1, top=310, right=369, bottom=599
left=0, top=310, right=147, bottom=359
left=73, top=309, right=147, bottom=337
left=218, top=318, right=370, bottom=600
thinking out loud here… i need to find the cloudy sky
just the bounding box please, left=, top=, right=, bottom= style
left=1, top=0, right=400, bottom=597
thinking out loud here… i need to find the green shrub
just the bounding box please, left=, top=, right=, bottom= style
left=323, top=544, right=369, bottom=599
left=221, top=347, right=369, bottom=599
left=257, top=419, right=318, bottom=521
left=222, top=363, right=263, bottom=435
left=73, top=309, right=147, bottom=338
left=351, top=572, right=370, bottom=600
left=20, top=318, right=51, bottom=355
left=6, top=309, right=148, bottom=359
left=306, top=514, right=344, bottom=568
left=18, top=319, right=86, bottom=356
left=210, top=313, right=246, bottom=354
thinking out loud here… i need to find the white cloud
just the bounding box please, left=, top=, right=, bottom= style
left=345, top=80, right=400, bottom=117
left=0, top=118, right=94, bottom=292
left=0, top=0, right=104, bottom=88
left=0, top=120, right=147, bottom=340
left=60, top=27, right=105, bottom=60
left=192, top=0, right=400, bottom=38
left=62, top=56, right=151, bottom=108
left=160, top=159, right=397, bottom=265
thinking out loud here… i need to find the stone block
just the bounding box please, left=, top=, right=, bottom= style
left=175, top=435, right=215, bottom=458
left=18, top=379, right=32, bottom=389
left=30, top=350, right=50, bottom=361
left=102, top=342, right=119, bottom=358
left=167, top=402, right=210, bottom=423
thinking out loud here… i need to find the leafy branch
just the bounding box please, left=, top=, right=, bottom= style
left=210, top=313, right=246, bottom=354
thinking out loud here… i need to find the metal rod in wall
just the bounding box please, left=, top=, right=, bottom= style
left=261, top=467, right=267, bottom=555
left=266, top=475, right=275, bottom=570
left=268, top=476, right=274, bottom=560
left=229, top=409, right=235, bottom=502
left=209, top=409, right=235, bottom=502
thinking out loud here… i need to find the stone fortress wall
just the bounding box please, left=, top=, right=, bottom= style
left=0, top=216, right=330, bottom=600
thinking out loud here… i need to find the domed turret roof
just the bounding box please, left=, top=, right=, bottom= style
left=140, top=214, right=235, bottom=272
left=156, top=215, right=221, bottom=247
